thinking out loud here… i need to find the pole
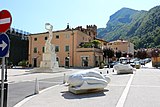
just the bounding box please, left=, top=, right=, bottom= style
left=1, top=57, right=5, bottom=107
left=5, top=57, right=7, bottom=82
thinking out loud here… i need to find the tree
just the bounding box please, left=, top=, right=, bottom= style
left=151, top=48, right=160, bottom=57
left=136, top=49, right=147, bottom=59
left=103, top=48, right=114, bottom=63
left=115, top=51, right=122, bottom=60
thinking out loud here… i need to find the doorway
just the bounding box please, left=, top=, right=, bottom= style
left=33, top=58, right=37, bottom=67
left=65, top=57, right=69, bottom=67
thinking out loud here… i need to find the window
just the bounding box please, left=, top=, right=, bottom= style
left=34, top=47, right=37, bottom=53
left=55, top=46, right=59, bottom=52
left=42, top=47, right=45, bottom=53
left=56, top=35, right=59, bottom=39
left=34, top=38, right=37, bottom=41
left=65, top=45, right=69, bottom=52
left=66, top=34, right=70, bottom=39
left=45, top=37, right=47, bottom=40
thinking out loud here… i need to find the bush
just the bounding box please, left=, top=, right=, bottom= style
left=18, top=60, right=28, bottom=67
left=99, top=61, right=104, bottom=69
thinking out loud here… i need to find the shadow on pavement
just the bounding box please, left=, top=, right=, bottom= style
left=61, top=89, right=109, bottom=99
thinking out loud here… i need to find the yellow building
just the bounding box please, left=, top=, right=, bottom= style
left=107, top=39, right=134, bottom=55
left=28, top=25, right=106, bottom=67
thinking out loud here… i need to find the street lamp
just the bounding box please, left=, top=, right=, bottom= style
left=67, top=52, right=70, bottom=68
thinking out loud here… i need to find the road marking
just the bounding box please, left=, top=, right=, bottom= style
left=116, top=74, right=134, bottom=107
left=131, top=84, right=160, bottom=88
left=0, top=18, right=11, bottom=24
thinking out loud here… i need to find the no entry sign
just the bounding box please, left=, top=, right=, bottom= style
left=0, top=10, right=12, bottom=33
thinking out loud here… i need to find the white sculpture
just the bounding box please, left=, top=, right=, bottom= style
left=113, top=63, right=135, bottom=74
left=67, top=70, right=110, bottom=94
left=40, top=23, right=59, bottom=69
left=45, top=23, right=55, bottom=53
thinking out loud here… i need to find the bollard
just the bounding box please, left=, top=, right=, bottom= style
left=63, top=73, right=66, bottom=84
left=107, top=70, right=109, bottom=74
left=34, top=78, right=39, bottom=94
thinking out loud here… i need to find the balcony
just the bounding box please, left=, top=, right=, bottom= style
left=77, top=41, right=102, bottom=52
left=76, top=47, right=101, bottom=52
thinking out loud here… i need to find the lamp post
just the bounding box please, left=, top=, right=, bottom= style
left=71, top=29, right=74, bottom=67
left=67, top=52, right=70, bottom=68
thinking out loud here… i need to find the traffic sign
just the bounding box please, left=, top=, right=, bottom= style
left=0, top=33, right=10, bottom=57
left=0, top=10, right=12, bottom=33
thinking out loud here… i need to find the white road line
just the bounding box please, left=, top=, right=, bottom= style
left=131, top=84, right=160, bottom=88
left=0, top=18, right=10, bottom=24
left=116, top=74, right=134, bottom=107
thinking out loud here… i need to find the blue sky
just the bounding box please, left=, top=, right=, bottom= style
left=0, top=0, right=160, bottom=33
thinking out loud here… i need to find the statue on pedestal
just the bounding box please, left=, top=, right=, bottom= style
left=40, top=23, right=59, bottom=70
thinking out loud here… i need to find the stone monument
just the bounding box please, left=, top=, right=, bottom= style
left=40, top=23, right=59, bottom=69
left=67, top=70, right=111, bottom=94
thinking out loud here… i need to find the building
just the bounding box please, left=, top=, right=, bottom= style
left=28, top=25, right=106, bottom=67
left=2, top=28, right=29, bottom=66
left=107, top=39, right=134, bottom=55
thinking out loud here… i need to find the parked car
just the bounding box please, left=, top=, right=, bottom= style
left=134, top=61, right=141, bottom=69
left=107, top=61, right=119, bottom=68
left=130, top=62, right=135, bottom=68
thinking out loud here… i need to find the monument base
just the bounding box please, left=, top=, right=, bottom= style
left=40, top=52, right=59, bottom=69
left=40, top=61, right=59, bottom=69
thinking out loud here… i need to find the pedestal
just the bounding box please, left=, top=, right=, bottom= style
left=40, top=52, right=59, bottom=69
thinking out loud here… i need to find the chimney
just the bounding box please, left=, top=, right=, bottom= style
left=66, top=23, right=69, bottom=29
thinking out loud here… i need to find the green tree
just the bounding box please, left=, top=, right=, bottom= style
left=115, top=51, right=122, bottom=60
left=103, top=48, right=114, bottom=63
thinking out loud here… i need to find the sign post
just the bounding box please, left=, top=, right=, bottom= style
left=0, top=9, right=11, bottom=107
left=0, top=34, right=10, bottom=107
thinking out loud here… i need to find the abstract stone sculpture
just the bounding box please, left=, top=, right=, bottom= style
left=113, top=63, right=135, bottom=74
left=67, top=70, right=110, bottom=94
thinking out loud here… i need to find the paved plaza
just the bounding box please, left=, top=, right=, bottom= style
left=3, top=62, right=160, bottom=107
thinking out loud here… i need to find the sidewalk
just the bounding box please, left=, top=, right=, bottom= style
left=15, top=84, right=113, bottom=107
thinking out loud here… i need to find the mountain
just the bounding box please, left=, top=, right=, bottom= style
left=97, top=6, right=160, bottom=49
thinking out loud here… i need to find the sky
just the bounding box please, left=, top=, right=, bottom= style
left=0, top=0, right=160, bottom=34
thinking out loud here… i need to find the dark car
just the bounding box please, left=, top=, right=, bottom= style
left=107, top=61, right=119, bottom=68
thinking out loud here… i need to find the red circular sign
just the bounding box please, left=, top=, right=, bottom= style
left=0, top=10, right=12, bottom=33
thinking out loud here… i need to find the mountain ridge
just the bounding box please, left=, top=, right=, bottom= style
left=97, top=5, right=160, bottom=49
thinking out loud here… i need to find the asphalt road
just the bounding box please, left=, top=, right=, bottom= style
left=8, top=76, right=63, bottom=107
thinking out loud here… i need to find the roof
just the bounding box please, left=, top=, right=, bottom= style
left=95, top=38, right=108, bottom=43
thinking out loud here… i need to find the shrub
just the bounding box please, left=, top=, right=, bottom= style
left=18, top=60, right=28, bottom=67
